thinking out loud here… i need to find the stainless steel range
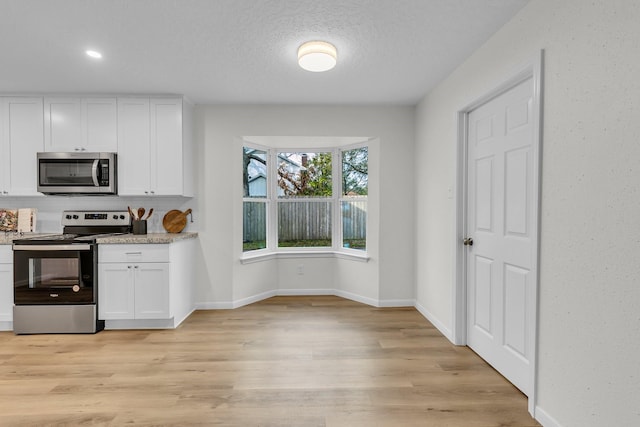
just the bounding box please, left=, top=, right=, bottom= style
left=12, top=210, right=130, bottom=334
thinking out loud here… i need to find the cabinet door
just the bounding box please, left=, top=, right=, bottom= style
left=0, top=263, right=13, bottom=322
left=151, top=98, right=183, bottom=195
left=134, top=263, right=170, bottom=319
left=2, top=97, right=45, bottom=196
left=83, top=98, right=117, bottom=152
left=98, top=263, right=135, bottom=320
left=44, top=98, right=83, bottom=151
left=117, top=98, right=151, bottom=196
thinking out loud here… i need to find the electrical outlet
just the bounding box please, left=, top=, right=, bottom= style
left=297, top=264, right=304, bottom=275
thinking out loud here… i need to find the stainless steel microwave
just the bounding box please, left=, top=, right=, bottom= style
left=37, top=152, right=117, bottom=195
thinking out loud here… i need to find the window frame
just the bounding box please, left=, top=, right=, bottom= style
left=338, top=143, right=369, bottom=254
left=241, top=140, right=369, bottom=263
left=242, top=142, right=270, bottom=256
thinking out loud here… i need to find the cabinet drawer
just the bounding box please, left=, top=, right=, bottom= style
left=0, top=246, right=11, bottom=264
left=99, top=244, right=169, bottom=263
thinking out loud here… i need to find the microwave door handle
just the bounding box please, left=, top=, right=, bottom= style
left=91, top=159, right=99, bottom=186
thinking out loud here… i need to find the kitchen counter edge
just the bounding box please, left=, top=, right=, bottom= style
left=0, top=232, right=198, bottom=245
left=0, top=233, right=57, bottom=245
left=96, top=232, right=198, bottom=244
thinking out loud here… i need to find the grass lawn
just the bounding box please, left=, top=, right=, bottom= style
left=244, top=239, right=366, bottom=251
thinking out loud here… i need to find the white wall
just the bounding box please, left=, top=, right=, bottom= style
left=195, top=105, right=414, bottom=308
left=415, top=1, right=640, bottom=426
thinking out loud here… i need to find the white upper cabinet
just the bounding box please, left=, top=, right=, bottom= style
left=44, top=97, right=117, bottom=152
left=117, top=98, right=152, bottom=196
left=118, top=97, right=193, bottom=197
left=0, top=97, right=44, bottom=196
left=1, top=93, right=192, bottom=197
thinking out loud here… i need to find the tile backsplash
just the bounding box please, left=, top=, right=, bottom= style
left=0, top=196, right=196, bottom=233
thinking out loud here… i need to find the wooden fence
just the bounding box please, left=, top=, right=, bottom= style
left=243, top=200, right=366, bottom=242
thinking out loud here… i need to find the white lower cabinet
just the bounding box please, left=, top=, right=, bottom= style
left=98, top=262, right=169, bottom=320
left=98, top=239, right=195, bottom=329
left=0, top=246, right=13, bottom=331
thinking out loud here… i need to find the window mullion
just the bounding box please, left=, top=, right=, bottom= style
left=333, top=148, right=341, bottom=251
left=268, top=148, right=278, bottom=250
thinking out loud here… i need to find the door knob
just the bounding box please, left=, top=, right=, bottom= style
left=463, top=237, right=474, bottom=246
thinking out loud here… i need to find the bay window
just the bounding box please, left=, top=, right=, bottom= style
left=242, top=141, right=368, bottom=256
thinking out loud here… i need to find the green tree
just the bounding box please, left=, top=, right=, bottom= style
left=342, top=147, right=368, bottom=195
left=278, top=152, right=332, bottom=197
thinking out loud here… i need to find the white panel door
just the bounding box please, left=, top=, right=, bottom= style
left=466, top=76, right=536, bottom=395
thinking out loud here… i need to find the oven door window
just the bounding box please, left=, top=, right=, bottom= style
left=14, top=249, right=96, bottom=304
left=31, top=258, right=80, bottom=287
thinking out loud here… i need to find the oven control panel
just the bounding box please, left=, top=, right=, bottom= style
left=62, top=210, right=130, bottom=227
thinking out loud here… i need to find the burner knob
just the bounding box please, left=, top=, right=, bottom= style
left=120, top=215, right=126, bottom=220
left=65, top=214, right=72, bottom=220
left=113, top=215, right=118, bottom=220
left=72, top=215, right=79, bottom=219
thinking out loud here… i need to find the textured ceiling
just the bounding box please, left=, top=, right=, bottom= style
left=0, top=0, right=529, bottom=105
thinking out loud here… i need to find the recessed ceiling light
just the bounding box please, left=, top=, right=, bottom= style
left=85, top=50, right=103, bottom=59
left=297, top=41, right=337, bottom=72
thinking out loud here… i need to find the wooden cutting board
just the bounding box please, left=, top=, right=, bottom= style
left=162, top=209, right=192, bottom=233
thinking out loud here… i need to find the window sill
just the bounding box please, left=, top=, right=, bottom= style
left=240, top=250, right=370, bottom=264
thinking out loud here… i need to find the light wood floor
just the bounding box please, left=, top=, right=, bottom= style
left=0, top=296, right=540, bottom=426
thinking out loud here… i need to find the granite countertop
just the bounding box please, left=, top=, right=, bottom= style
left=1, top=232, right=198, bottom=245
left=0, top=233, right=56, bottom=245
left=95, top=232, right=198, bottom=244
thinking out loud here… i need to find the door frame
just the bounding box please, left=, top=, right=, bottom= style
left=452, top=50, right=544, bottom=415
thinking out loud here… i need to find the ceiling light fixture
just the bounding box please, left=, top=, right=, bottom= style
left=297, top=41, right=337, bottom=72
left=85, top=50, right=103, bottom=59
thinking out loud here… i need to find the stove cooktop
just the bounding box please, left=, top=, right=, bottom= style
left=12, top=232, right=128, bottom=245
left=12, top=210, right=132, bottom=245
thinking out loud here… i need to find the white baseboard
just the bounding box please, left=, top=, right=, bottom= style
left=534, top=406, right=562, bottom=427
left=334, top=289, right=379, bottom=306
left=105, top=318, right=177, bottom=330
left=195, top=301, right=234, bottom=310
left=0, top=321, right=13, bottom=332
left=277, top=288, right=335, bottom=296
left=414, top=301, right=454, bottom=343
left=174, top=308, right=197, bottom=327
left=195, top=289, right=414, bottom=310
left=232, top=290, right=278, bottom=308
left=377, top=298, right=415, bottom=307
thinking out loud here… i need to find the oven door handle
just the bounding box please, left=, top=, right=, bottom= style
left=91, top=159, right=100, bottom=187
left=13, top=244, right=93, bottom=251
